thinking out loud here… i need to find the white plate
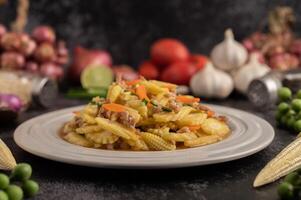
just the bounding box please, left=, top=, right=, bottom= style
left=14, top=105, right=274, bottom=169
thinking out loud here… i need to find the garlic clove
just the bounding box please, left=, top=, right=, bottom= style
left=211, top=28, right=248, bottom=71
left=234, top=53, right=270, bottom=94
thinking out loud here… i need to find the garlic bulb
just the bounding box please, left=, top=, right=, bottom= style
left=211, top=29, right=248, bottom=71
left=190, top=62, right=234, bottom=98
left=234, top=53, right=270, bottom=94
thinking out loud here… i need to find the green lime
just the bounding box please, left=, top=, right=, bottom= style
left=278, top=182, right=294, bottom=200
left=0, top=174, right=9, bottom=189
left=6, top=185, right=23, bottom=200
left=294, top=120, right=301, bottom=132
left=0, top=191, right=8, bottom=200
left=23, top=180, right=39, bottom=197
left=278, top=102, right=290, bottom=114
left=278, top=87, right=292, bottom=101
left=292, top=99, right=301, bottom=112
left=80, top=64, right=113, bottom=89
left=297, top=90, right=301, bottom=99
left=10, top=163, right=32, bottom=181
left=284, top=172, right=300, bottom=185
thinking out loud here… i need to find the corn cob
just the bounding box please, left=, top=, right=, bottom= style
left=254, top=136, right=301, bottom=187
left=141, top=132, right=176, bottom=151
left=75, top=125, right=102, bottom=134
left=0, top=138, right=17, bottom=170
left=85, top=131, right=119, bottom=144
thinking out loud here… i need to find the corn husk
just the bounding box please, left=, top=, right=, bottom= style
left=254, top=135, right=301, bottom=187
left=0, top=138, right=17, bottom=170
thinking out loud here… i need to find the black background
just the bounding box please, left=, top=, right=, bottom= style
left=1, top=0, right=301, bottom=67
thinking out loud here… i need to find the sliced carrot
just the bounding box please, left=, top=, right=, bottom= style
left=102, top=103, right=126, bottom=112
left=187, top=125, right=201, bottom=131
left=207, top=110, right=215, bottom=117
left=176, top=96, right=200, bottom=103
left=126, top=79, right=141, bottom=86
left=73, top=111, right=80, bottom=115
left=136, top=85, right=149, bottom=101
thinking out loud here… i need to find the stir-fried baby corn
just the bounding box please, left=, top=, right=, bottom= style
left=62, top=78, right=230, bottom=151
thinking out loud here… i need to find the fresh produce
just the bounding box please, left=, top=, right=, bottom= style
left=243, top=7, right=301, bottom=71
left=22, top=180, right=39, bottom=197
left=0, top=163, right=39, bottom=200
left=190, top=62, right=234, bottom=99
left=210, top=29, right=248, bottom=71
left=189, top=54, right=208, bottom=71
left=32, top=25, right=55, bottom=44
left=139, top=38, right=207, bottom=85
left=0, top=191, right=8, bottom=200
left=6, top=185, right=23, bottom=200
left=0, top=24, right=68, bottom=80
left=161, top=61, right=196, bottom=85
left=69, top=46, right=112, bottom=82
left=138, top=61, right=159, bottom=80
left=10, top=163, right=32, bottom=181
left=274, top=87, right=301, bottom=132
left=113, top=65, right=139, bottom=81
left=0, top=139, right=17, bottom=170
left=233, top=53, right=270, bottom=94
left=0, top=94, right=23, bottom=112
left=40, top=62, right=63, bottom=80
left=150, top=38, right=189, bottom=66
left=253, top=135, right=301, bottom=188
left=80, top=64, right=113, bottom=89
left=0, top=173, right=9, bottom=189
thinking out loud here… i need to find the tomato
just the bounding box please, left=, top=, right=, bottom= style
left=151, top=38, right=189, bottom=67
left=190, top=54, right=208, bottom=71
left=138, top=61, right=159, bottom=80
left=160, top=62, right=197, bottom=85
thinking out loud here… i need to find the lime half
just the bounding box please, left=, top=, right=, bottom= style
left=80, top=64, right=113, bottom=89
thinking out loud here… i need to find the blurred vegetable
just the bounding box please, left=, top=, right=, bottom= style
left=0, top=94, right=23, bottom=112
left=269, top=53, right=299, bottom=70
left=190, top=62, right=234, bottom=99
left=32, top=25, right=56, bottom=44
left=161, top=61, right=196, bottom=85
left=34, top=42, right=56, bottom=62
left=151, top=38, right=189, bottom=67
left=189, top=54, right=208, bottom=71
left=1, top=33, right=20, bottom=51
left=1, top=52, right=25, bottom=69
left=211, top=29, right=247, bottom=71
left=69, top=46, right=112, bottom=82
left=19, top=33, right=36, bottom=56
left=138, top=61, right=159, bottom=80
left=40, top=62, right=63, bottom=80
left=113, top=65, right=139, bottom=81
left=80, top=64, right=113, bottom=89
left=234, top=53, right=270, bottom=94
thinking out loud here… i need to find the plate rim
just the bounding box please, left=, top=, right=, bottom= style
left=14, top=104, right=275, bottom=169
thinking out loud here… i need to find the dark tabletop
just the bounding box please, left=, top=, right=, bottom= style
left=0, top=95, right=294, bottom=200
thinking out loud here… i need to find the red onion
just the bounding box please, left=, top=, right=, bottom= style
left=34, top=43, right=56, bottom=62
left=113, top=65, right=139, bottom=81
left=1, top=52, right=25, bottom=69
left=0, top=94, right=23, bottom=112
left=32, top=26, right=56, bottom=44
left=19, top=33, right=37, bottom=56
left=40, top=62, right=63, bottom=80
left=1, top=32, right=21, bottom=51
left=25, top=61, right=39, bottom=73
left=0, top=24, right=7, bottom=39
left=69, top=46, right=112, bottom=82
